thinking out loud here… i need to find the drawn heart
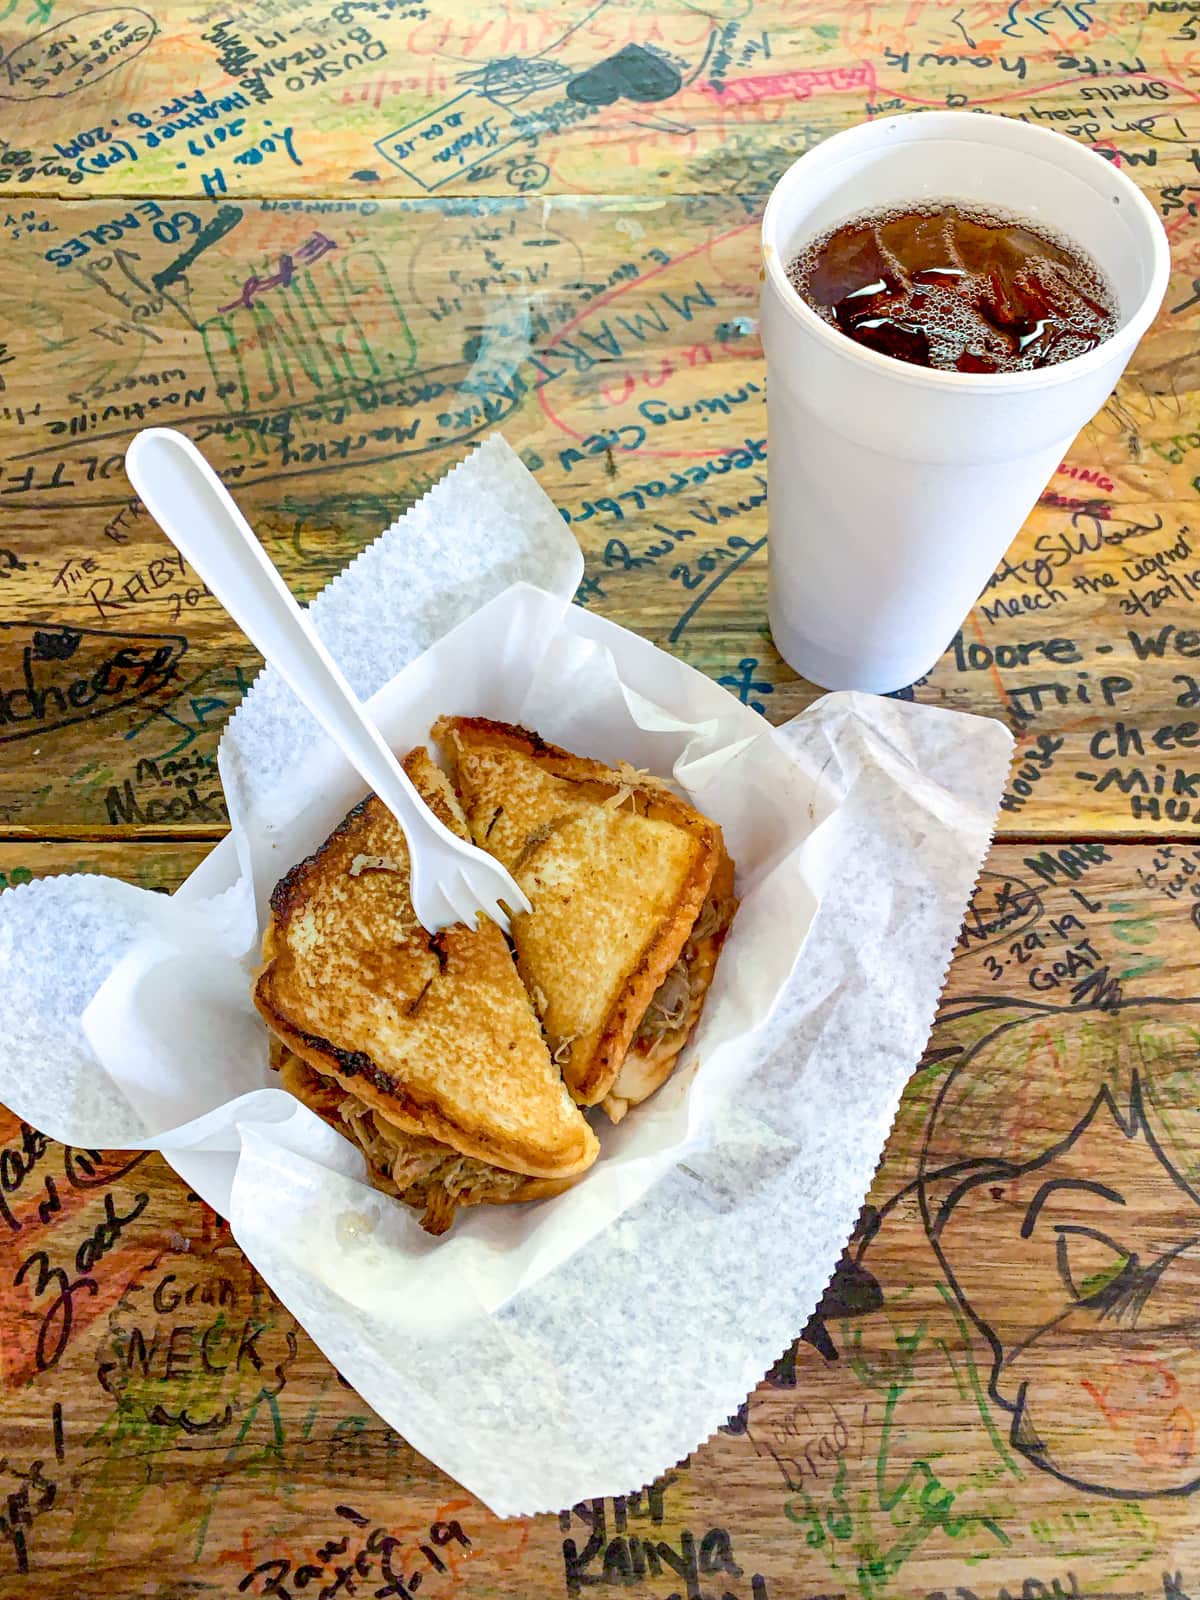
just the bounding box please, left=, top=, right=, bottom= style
left=566, top=44, right=682, bottom=107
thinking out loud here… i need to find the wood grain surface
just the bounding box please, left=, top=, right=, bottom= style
left=3, top=0, right=1200, bottom=1596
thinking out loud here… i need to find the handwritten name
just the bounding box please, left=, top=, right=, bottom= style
left=558, top=441, right=768, bottom=522
left=14, top=1190, right=149, bottom=1372
left=704, top=63, right=875, bottom=105
left=561, top=1495, right=768, bottom=1599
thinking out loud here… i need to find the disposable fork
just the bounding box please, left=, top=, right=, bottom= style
left=124, top=427, right=530, bottom=935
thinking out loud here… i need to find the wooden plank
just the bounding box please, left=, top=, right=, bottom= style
left=0, top=1, right=1196, bottom=201
left=2, top=838, right=1199, bottom=1595
left=0, top=840, right=210, bottom=892
left=0, top=186, right=1198, bottom=838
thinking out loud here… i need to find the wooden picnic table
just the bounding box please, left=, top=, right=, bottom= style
left=2, top=1, right=1200, bottom=1595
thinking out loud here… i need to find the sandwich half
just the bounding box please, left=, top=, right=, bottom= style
left=433, top=717, right=736, bottom=1121
left=255, top=747, right=599, bottom=1233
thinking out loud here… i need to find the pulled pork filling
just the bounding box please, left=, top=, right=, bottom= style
left=336, top=1093, right=527, bottom=1202
left=633, top=890, right=730, bottom=1049
left=276, top=1054, right=543, bottom=1235
left=636, top=958, right=692, bottom=1044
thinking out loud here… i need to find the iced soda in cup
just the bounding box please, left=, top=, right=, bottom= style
left=760, top=111, right=1170, bottom=694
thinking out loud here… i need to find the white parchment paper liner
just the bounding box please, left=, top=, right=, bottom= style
left=0, top=436, right=1012, bottom=1515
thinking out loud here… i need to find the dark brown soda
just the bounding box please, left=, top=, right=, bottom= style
left=787, top=202, right=1117, bottom=375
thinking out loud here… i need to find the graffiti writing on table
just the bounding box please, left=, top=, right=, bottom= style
left=561, top=1490, right=770, bottom=1599
left=239, top=1507, right=472, bottom=1599
left=0, top=9, right=157, bottom=101
left=96, top=1241, right=297, bottom=1437
left=374, top=31, right=685, bottom=192
left=0, top=1116, right=153, bottom=1383
left=0, top=1403, right=64, bottom=1576
left=0, top=624, right=186, bottom=744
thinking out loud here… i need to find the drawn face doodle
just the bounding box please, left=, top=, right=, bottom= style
left=921, top=1007, right=1200, bottom=1497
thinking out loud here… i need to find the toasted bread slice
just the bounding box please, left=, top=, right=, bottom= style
left=276, top=1047, right=580, bottom=1234
left=602, top=844, right=736, bottom=1123
left=433, top=717, right=726, bottom=1106
left=256, top=747, right=598, bottom=1183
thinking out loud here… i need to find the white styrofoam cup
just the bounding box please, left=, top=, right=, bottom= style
left=761, top=111, right=1170, bottom=693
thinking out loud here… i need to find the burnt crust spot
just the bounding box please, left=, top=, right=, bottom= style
left=289, top=1022, right=384, bottom=1091
left=269, top=795, right=374, bottom=921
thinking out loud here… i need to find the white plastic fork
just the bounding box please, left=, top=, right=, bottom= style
left=124, top=427, right=531, bottom=936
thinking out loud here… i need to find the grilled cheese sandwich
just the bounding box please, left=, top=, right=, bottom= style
left=258, top=723, right=735, bottom=1233
left=255, top=746, right=599, bottom=1233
